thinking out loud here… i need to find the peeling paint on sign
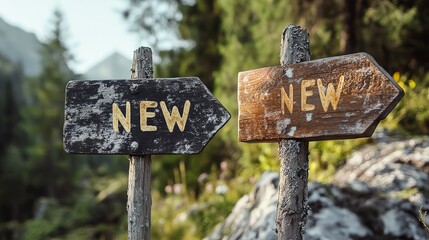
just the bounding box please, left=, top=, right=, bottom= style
left=64, top=77, right=230, bottom=154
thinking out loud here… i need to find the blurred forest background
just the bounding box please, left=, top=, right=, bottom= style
left=1, top=0, right=429, bottom=239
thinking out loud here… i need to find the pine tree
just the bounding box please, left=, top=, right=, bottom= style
left=22, top=9, right=75, bottom=199
left=0, top=56, right=27, bottom=222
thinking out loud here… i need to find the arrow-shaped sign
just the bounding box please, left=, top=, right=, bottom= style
left=238, top=52, right=404, bottom=142
left=64, top=77, right=230, bottom=154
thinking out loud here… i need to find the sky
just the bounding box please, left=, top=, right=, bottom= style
left=0, top=0, right=143, bottom=73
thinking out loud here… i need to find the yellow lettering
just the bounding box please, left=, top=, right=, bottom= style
left=160, top=100, right=191, bottom=132
left=301, top=80, right=315, bottom=111
left=280, top=85, right=293, bottom=114
left=317, top=75, right=344, bottom=112
left=112, top=102, right=131, bottom=133
left=140, top=101, right=158, bottom=132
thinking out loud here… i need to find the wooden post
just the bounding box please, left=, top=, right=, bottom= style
left=127, top=47, right=153, bottom=240
left=64, top=47, right=230, bottom=238
left=275, top=25, right=311, bottom=240
left=237, top=24, right=403, bottom=240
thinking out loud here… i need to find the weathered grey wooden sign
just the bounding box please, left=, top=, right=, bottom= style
left=238, top=52, right=404, bottom=142
left=64, top=77, right=230, bottom=154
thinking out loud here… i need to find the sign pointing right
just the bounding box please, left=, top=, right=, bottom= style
left=238, top=52, right=404, bottom=142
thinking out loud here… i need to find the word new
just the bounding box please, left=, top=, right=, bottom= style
left=280, top=75, right=344, bottom=114
left=112, top=100, right=191, bottom=133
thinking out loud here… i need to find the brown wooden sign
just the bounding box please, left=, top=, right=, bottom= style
left=63, top=77, right=230, bottom=154
left=238, top=52, right=404, bottom=142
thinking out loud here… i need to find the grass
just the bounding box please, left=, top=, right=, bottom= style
left=419, top=206, right=429, bottom=234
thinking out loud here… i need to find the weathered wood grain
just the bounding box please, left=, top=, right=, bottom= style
left=238, top=52, right=404, bottom=142
left=63, top=77, right=230, bottom=154
left=128, top=154, right=151, bottom=240
left=276, top=24, right=310, bottom=240
left=127, top=46, right=152, bottom=240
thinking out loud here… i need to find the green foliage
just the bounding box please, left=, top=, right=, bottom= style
left=20, top=172, right=128, bottom=240
left=150, top=163, right=249, bottom=239
left=22, top=195, right=97, bottom=240
left=151, top=193, right=198, bottom=240
left=364, top=1, right=418, bottom=43
left=215, top=0, right=294, bottom=181
left=309, top=139, right=368, bottom=182
left=361, top=1, right=429, bottom=72
left=122, top=0, right=429, bottom=237
left=1, top=0, right=429, bottom=239
left=20, top=9, right=76, bottom=201
left=0, top=9, right=128, bottom=239
left=188, top=191, right=237, bottom=236
left=0, top=54, right=24, bottom=157
left=384, top=71, right=429, bottom=135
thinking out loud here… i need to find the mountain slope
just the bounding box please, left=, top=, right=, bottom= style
left=0, top=17, right=42, bottom=76
left=84, top=52, right=132, bottom=80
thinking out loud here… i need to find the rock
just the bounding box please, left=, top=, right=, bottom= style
left=204, top=172, right=278, bottom=240
left=381, top=209, right=426, bottom=240
left=306, top=205, right=372, bottom=240
left=334, top=137, right=429, bottom=193
left=205, top=137, right=429, bottom=240
left=305, top=183, right=373, bottom=240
